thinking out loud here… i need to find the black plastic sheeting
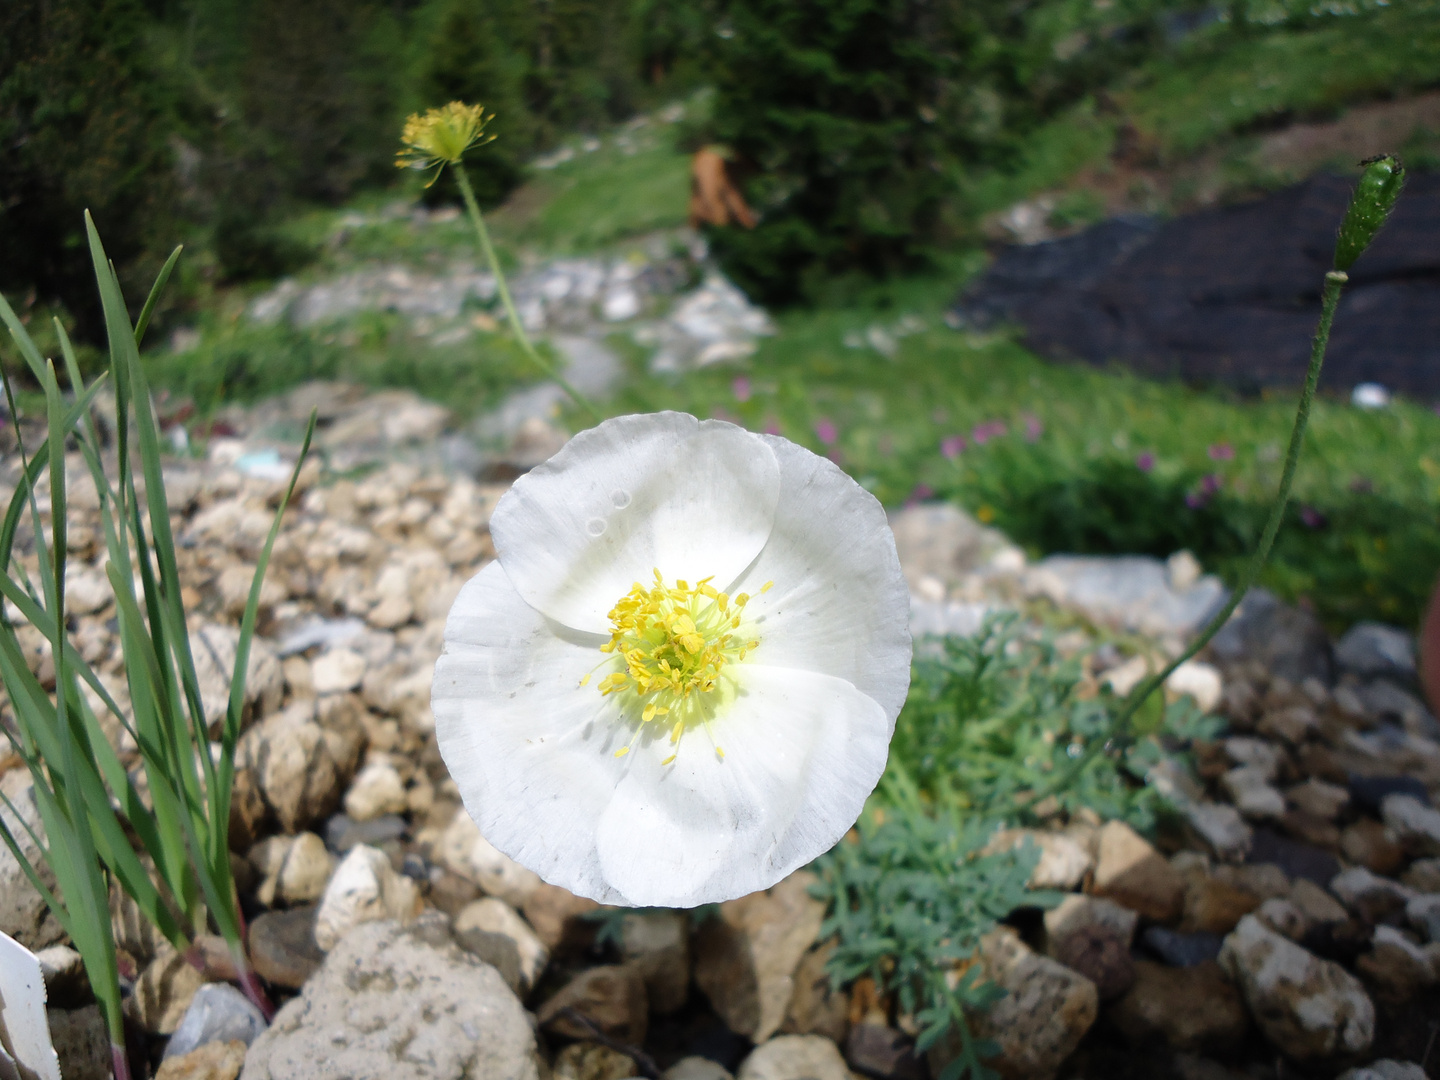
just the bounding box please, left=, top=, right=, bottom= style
left=951, top=172, right=1440, bottom=396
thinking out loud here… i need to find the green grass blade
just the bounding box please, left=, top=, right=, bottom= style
left=0, top=382, right=111, bottom=571
left=134, top=246, right=182, bottom=348
left=0, top=290, right=50, bottom=385
left=205, top=409, right=317, bottom=938
left=0, top=578, right=181, bottom=909
left=105, top=559, right=205, bottom=929
left=29, top=351, right=125, bottom=1049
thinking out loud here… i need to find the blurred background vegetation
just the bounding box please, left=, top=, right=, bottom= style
left=3, top=0, right=1439, bottom=631
left=10, top=0, right=1436, bottom=315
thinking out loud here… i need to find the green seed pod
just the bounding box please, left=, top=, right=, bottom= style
left=1333, top=155, right=1405, bottom=272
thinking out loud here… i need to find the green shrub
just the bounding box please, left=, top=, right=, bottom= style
left=889, top=615, right=1219, bottom=828
left=0, top=0, right=184, bottom=333
left=704, top=0, right=1186, bottom=303
left=949, top=447, right=1440, bottom=633
left=235, top=0, right=405, bottom=205
left=812, top=616, right=1220, bottom=1079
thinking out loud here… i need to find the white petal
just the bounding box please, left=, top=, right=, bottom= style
left=593, top=664, right=890, bottom=907
left=728, top=435, right=912, bottom=721
left=489, top=412, right=781, bottom=634
left=433, top=561, right=635, bottom=905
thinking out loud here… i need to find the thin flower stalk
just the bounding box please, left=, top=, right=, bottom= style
left=397, top=102, right=600, bottom=421
left=1026, top=156, right=1406, bottom=806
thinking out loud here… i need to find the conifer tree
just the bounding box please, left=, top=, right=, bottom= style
left=0, top=0, right=179, bottom=329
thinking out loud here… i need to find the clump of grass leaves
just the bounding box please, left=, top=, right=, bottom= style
left=0, top=215, right=313, bottom=1080
left=813, top=615, right=1222, bottom=1080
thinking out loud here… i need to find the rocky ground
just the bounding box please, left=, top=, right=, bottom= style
left=1, top=383, right=1437, bottom=1080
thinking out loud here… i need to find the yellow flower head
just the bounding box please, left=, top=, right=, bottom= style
left=396, top=102, right=495, bottom=185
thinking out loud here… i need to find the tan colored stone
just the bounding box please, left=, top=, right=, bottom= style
left=1258, top=704, right=1318, bottom=744
left=537, top=964, right=647, bottom=1045
left=694, top=871, right=826, bottom=1043
left=1090, top=821, right=1185, bottom=922
left=983, top=828, right=1093, bottom=890
left=1356, top=926, right=1440, bottom=999
left=126, top=945, right=206, bottom=1035
left=343, top=759, right=409, bottom=822
left=1219, top=915, right=1374, bottom=1059
left=440, top=808, right=543, bottom=909
left=1256, top=897, right=1309, bottom=940
left=1042, top=894, right=1139, bottom=950
left=1403, top=858, right=1440, bottom=893
left=216, top=563, right=286, bottom=620
left=249, top=832, right=334, bottom=907
left=1341, top=819, right=1407, bottom=875
left=312, top=692, right=366, bottom=779
left=738, top=1034, right=858, bottom=1080
left=188, top=622, right=282, bottom=736
left=236, top=704, right=341, bottom=833
left=665, top=1058, right=734, bottom=1080
left=928, top=928, right=1097, bottom=1080
left=155, top=1040, right=246, bottom=1080
left=553, top=1043, right=640, bottom=1080
left=1285, top=779, right=1349, bottom=820
left=522, top=882, right=600, bottom=953
left=1110, top=961, right=1249, bottom=1053
left=1050, top=923, right=1133, bottom=1000
left=281, top=656, right=314, bottom=699
left=1181, top=879, right=1260, bottom=935
left=313, top=844, right=421, bottom=951
left=621, top=909, right=690, bottom=1015
left=453, top=897, right=548, bottom=994
left=366, top=594, right=413, bottom=630
left=311, top=648, right=366, bottom=694
left=781, top=941, right=849, bottom=1043
left=1213, top=863, right=1291, bottom=901
left=1289, top=878, right=1348, bottom=926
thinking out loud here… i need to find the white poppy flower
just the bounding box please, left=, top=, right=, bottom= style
left=433, top=411, right=911, bottom=907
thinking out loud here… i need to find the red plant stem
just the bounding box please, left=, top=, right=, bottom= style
left=111, top=1042, right=132, bottom=1080
left=236, top=956, right=276, bottom=1022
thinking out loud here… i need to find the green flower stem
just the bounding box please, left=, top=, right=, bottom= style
left=452, top=166, right=602, bottom=423
left=1025, top=269, right=1349, bottom=807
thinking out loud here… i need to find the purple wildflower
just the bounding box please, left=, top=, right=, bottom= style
left=941, top=435, right=967, bottom=459
left=1023, top=414, right=1044, bottom=442
left=814, top=418, right=838, bottom=445
left=1208, top=443, right=1235, bottom=462
left=1136, top=451, right=1155, bottom=473
left=731, top=376, right=752, bottom=403
left=972, top=420, right=1008, bottom=445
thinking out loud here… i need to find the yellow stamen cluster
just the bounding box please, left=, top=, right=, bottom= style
left=587, top=570, right=772, bottom=762
left=396, top=102, right=495, bottom=185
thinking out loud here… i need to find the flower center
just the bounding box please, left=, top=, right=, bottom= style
left=586, top=569, right=772, bottom=762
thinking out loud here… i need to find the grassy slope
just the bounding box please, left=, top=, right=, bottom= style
left=969, top=0, right=1440, bottom=216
